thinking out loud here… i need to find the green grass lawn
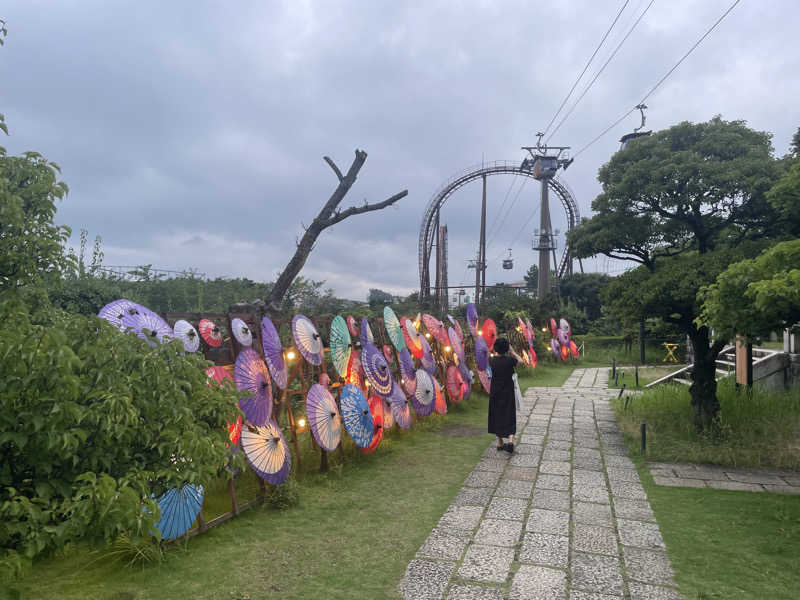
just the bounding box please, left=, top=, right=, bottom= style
left=632, top=456, right=800, bottom=599
left=607, top=365, right=684, bottom=389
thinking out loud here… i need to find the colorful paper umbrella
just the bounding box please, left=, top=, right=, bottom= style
left=173, top=319, right=200, bottom=353
left=340, top=384, right=374, bottom=448
left=550, top=338, right=561, bottom=359
left=446, top=365, right=464, bottom=402
left=410, top=369, right=435, bottom=417
left=235, top=349, right=272, bottom=426
left=360, top=317, right=375, bottom=347
left=241, top=420, right=291, bottom=484
left=522, top=348, right=530, bottom=367
left=451, top=318, right=465, bottom=344
left=422, top=314, right=448, bottom=347
left=228, top=415, right=243, bottom=447
left=401, top=317, right=423, bottom=358
left=420, top=334, right=436, bottom=376
left=560, top=343, right=570, bottom=361
left=482, top=318, right=497, bottom=351
left=346, top=315, right=359, bottom=337
left=525, top=318, right=535, bottom=342
left=153, top=484, right=204, bottom=540
left=466, top=303, right=479, bottom=337
left=381, top=394, right=395, bottom=429
left=433, top=379, right=447, bottom=414
left=474, top=335, right=489, bottom=371
left=361, top=343, right=393, bottom=396
left=260, top=316, right=288, bottom=390
left=98, top=298, right=140, bottom=330
left=361, top=394, right=384, bottom=454
left=478, top=368, right=491, bottom=394
left=292, top=314, right=323, bottom=366
left=383, top=306, right=406, bottom=351
left=122, top=310, right=173, bottom=346
left=329, top=315, right=352, bottom=378
left=346, top=351, right=365, bottom=391
left=458, top=362, right=473, bottom=400
left=397, top=348, right=417, bottom=396
left=389, top=385, right=411, bottom=430
left=549, top=318, right=558, bottom=338
left=570, top=340, right=579, bottom=358
left=383, top=345, right=395, bottom=364
left=231, top=318, right=253, bottom=347
left=206, top=365, right=233, bottom=384
left=560, top=318, right=572, bottom=336
left=529, top=345, right=538, bottom=367
left=448, top=326, right=465, bottom=364
left=306, top=383, right=342, bottom=451
left=518, top=316, right=528, bottom=339
left=198, top=318, right=223, bottom=347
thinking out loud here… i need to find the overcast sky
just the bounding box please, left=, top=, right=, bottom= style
left=2, top=1, right=798, bottom=301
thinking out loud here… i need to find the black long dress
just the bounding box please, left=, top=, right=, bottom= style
left=488, top=354, right=518, bottom=437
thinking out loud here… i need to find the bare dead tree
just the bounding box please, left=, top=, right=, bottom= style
left=265, top=149, right=407, bottom=312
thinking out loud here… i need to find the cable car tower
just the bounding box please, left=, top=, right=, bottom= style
left=521, top=134, right=574, bottom=297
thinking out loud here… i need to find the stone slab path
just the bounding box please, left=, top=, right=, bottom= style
left=648, top=461, right=800, bottom=494
left=401, top=368, right=682, bottom=600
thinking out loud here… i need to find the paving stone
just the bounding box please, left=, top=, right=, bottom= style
left=545, top=439, right=572, bottom=451
left=476, top=458, right=508, bottom=472
left=570, top=551, right=624, bottom=596
left=573, top=523, right=619, bottom=556
left=606, top=467, right=640, bottom=483
left=548, top=430, right=573, bottom=441
left=611, top=498, right=656, bottom=523
left=540, top=460, right=571, bottom=476
left=609, top=480, right=647, bottom=501
left=574, top=501, right=613, bottom=527
left=653, top=476, right=706, bottom=488
left=573, top=483, right=610, bottom=504
left=438, top=505, right=485, bottom=533
left=603, top=455, right=635, bottom=469
left=401, top=559, right=455, bottom=600
left=522, top=434, right=546, bottom=445
left=533, top=488, right=571, bottom=511
left=515, top=443, right=542, bottom=455
left=457, top=544, right=514, bottom=583
left=475, top=518, right=524, bottom=547
left=543, top=449, right=571, bottom=462
left=509, top=564, right=567, bottom=600
left=649, top=468, right=677, bottom=479
left=510, top=453, right=540, bottom=468
left=725, top=471, right=787, bottom=485
left=706, top=480, right=763, bottom=492
left=505, top=466, right=538, bottom=481
left=537, top=474, right=570, bottom=491
left=781, top=474, right=800, bottom=486
left=570, top=591, right=622, bottom=600
left=483, top=447, right=512, bottom=459
left=464, top=469, right=502, bottom=488
left=622, top=546, right=675, bottom=586
left=574, top=447, right=602, bottom=459
left=446, top=584, right=504, bottom=600
left=526, top=508, right=570, bottom=536
left=453, top=486, right=494, bottom=507
left=627, top=582, right=683, bottom=600
left=672, top=465, right=728, bottom=481
left=519, top=532, right=569, bottom=567
left=496, top=479, right=534, bottom=499
left=573, top=469, right=606, bottom=485
left=416, top=529, right=471, bottom=561
left=485, top=496, right=528, bottom=521
left=574, top=455, right=604, bottom=471
left=617, top=519, right=665, bottom=550
left=603, top=444, right=629, bottom=456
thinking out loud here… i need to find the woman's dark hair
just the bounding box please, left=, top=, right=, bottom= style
left=494, top=337, right=510, bottom=354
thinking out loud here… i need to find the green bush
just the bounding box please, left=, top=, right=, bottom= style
left=0, top=298, right=243, bottom=576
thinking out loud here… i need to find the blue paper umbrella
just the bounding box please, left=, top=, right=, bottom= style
left=340, top=384, right=374, bottom=448
left=153, top=484, right=204, bottom=540
left=305, top=383, right=342, bottom=451
left=388, top=384, right=411, bottom=430
left=410, top=369, right=435, bottom=417
left=474, top=335, right=489, bottom=371
left=261, top=316, right=288, bottom=390
left=361, top=343, right=393, bottom=396
left=98, top=298, right=141, bottom=330
left=235, top=349, right=272, bottom=426
left=420, top=334, right=437, bottom=376
left=241, top=420, right=291, bottom=485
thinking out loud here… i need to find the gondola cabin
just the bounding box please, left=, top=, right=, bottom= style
left=532, top=156, right=559, bottom=180
left=502, top=258, right=513, bottom=270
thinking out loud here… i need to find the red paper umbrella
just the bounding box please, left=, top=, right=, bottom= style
left=361, top=394, right=384, bottom=454
left=401, top=317, right=423, bottom=359
left=346, top=315, right=359, bottom=337
left=446, top=365, right=464, bottom=403
left=522, top=348, right=530, bottom=367
left=478, top=369, right=491, bottom=394
left=319, top=373, right=331, bottom=387
left=227, top=415, right=243, bottom=447
left=383, top=345, right=395, bottom=365
left=422, top=314, right=449, bottom=347
left=346, top=351, right=365, bottom=391
left=199, top=319, right=223, bottom=347
left=569, top=340, right=579, bottom=358
left=550, top=318, right=558, bottom=338
left=529, top=345, right=538, bottom=368
left=433, top=379, right=447, bottom=414
left=560, top=344, right=570, bottom=361
left=206, top=365, right=233, bottom=384
left=482, top=319, right=497, bottom=351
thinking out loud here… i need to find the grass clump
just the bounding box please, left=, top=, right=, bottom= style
left=613, top=378, right=800, bottom=469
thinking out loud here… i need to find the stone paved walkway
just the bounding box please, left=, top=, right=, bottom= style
left=648, top=461, right=800, bottom=494
left=401, top=368, right=682, bottom=600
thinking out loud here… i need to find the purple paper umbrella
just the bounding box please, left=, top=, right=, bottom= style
left=420, top=334, right=436, bottom=376
left=235, top=349, right=272, bottom=426
left=261, top=316, right=288, bottom=389
left=557, top=328, right=570, bottom=347
left=550, top=338, right=561, bottom=359
left=360, top=317, right=375, bottom=347
left=305, top=383, right=342, bottom=451
left=449, top=326, right=465, bottom=364
left=410, top=369, right=435, bottom=417
left=121, top=308, right=173, bottom=346
left=478, top=368, right=491, bottom=394
left=397, top=348, right=417, bottom=396
left=458, top=362, right=473, bottom=400
left=474, top=335, right=489, bottom=371
left=466, top=303, right=479, bottom=337
left=362, top=343, right=393, bottom=396
left=388, top=384, right=411, bottom=430
left=240, top=420, right=291, bottom=485
left=381, top=395, right=395, bottom=429
left=292, top=314, right=323, bottom=366
left=98, top=298, right=141, bottom=330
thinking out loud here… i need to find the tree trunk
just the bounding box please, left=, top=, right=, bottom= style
left=688, top=325, right=726, bottom=431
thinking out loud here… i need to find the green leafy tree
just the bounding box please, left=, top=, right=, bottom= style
left=569, top=117, right=777, bottom=429
left=523, top=265, right=538, bottom=291
left=367, top=288, right=394, bottom=306
left=766, top=127, right=800, bottom=237
left=700, top=239, right=800, bottom=340
left=558, top=273, right=611, bottom=321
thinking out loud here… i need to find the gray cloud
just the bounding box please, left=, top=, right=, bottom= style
left=2, top=0, right=797, bottom=302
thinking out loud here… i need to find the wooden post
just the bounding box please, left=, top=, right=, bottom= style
left=228, top=478, right=240, bottom=515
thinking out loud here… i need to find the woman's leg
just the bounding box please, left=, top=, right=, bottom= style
left=496, top=436, right=504, bottom=449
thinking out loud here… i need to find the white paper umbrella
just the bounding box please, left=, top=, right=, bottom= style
left=292, top=314, right=324, bottom=365
left=173, top=319, right=200, bottom=352
left=305, top=383, right=342, bottom=451
left=231, top=318, right=253, bottom=346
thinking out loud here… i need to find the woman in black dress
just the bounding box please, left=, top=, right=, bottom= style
left=488, top=337, right=523, bottom=453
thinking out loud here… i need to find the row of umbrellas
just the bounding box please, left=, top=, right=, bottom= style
left=549, top=317, right=580, bottom=361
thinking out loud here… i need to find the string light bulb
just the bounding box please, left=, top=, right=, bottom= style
left=477, top=329, right=483, bottom=336
left=445, top=346, right=452, bottom=353
left=297, top=418, right=306, bottom=428
left=286, top=350, right=296, bottom=360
